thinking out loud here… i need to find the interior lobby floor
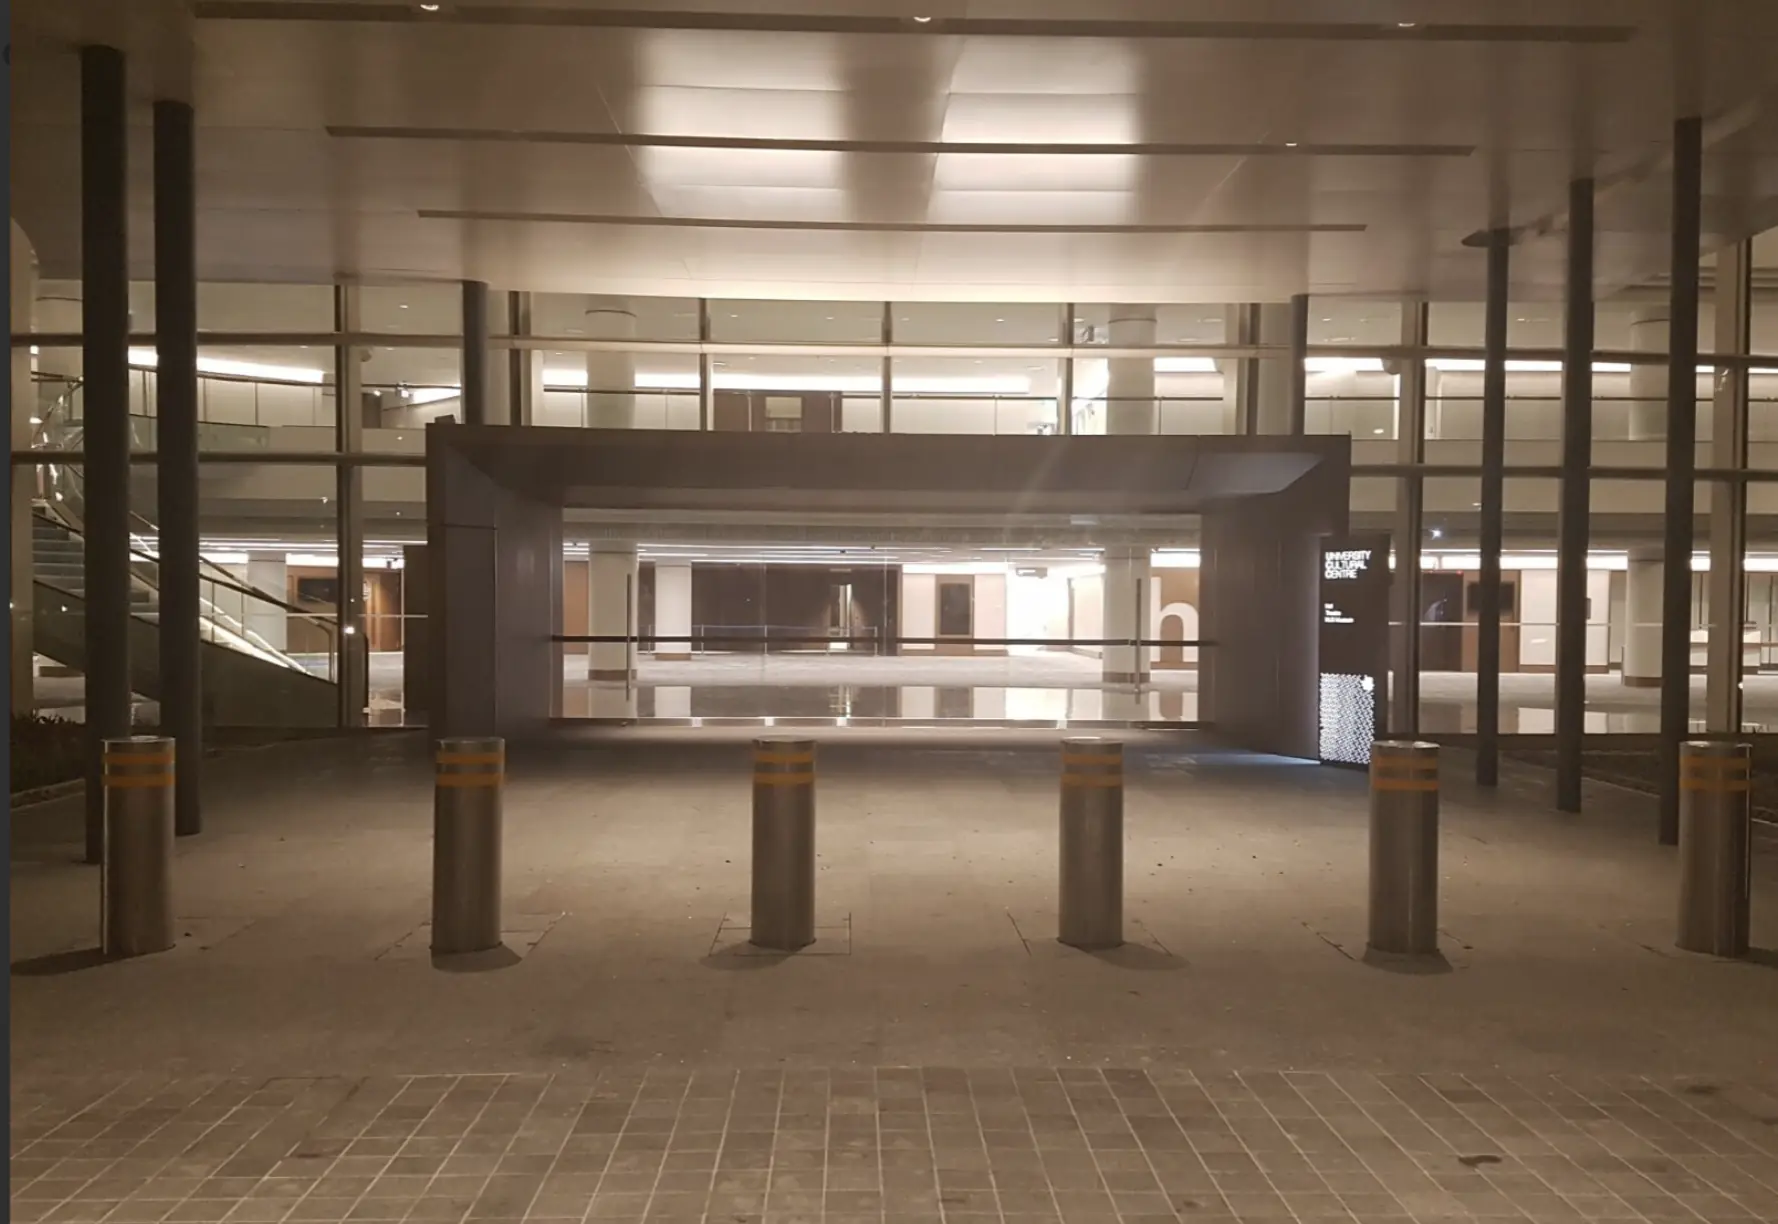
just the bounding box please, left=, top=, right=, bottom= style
left=34, top=655, right=1778, bottom=733
left=10, top=731, right=1778, bottom=1223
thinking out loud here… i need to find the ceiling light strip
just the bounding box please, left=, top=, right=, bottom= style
left=327, top=126, right=1475, bottom=158
left=418, top=209, right=1365, bottom=235
left=197, top=4, right=1634, bottom=44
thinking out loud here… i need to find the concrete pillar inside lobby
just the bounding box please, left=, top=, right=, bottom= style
left=1629, top=309, right=1668, bottom=441
left=1253, top=303, right=1296, bottom=435
left=9, top=220, right=39, bottom=714
left=1101, top=547, right=1152, bottom=688
left=245, top=553, right=289, bottom=652
left=1105, top=306, right=1156, bottom=435
left=585, top=296, right=637, bottom=430
left=588, top=543, right=639, bottom=717
left=1624, top=546, right=1664, bottom=687
left=653, top=563, right=693, bottom=661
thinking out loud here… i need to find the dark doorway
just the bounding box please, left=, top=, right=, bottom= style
left=1420, top=572, right=1464, bottom=672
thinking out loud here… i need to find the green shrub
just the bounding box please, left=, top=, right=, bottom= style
left=10, top=713, right=86, bottom=794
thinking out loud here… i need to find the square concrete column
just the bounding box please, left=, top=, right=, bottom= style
left=1624, top=546, right=1663, bottom=688
left=1105, top=306, right=1156, bottom=435
left=585, top=297, right=637, bottom=429
left=654, top=563, right=693, bottom=661
left=1102, top=547, right=1151, bottom=687
left=587, top=543, right=638, bottom=718
left=245, top=553, right=289, bottom=653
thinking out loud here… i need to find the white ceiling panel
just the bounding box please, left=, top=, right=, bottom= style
left=932, top=152, right=1139, bottom=192
left=13, top=0, right=1778, bottom=302
left=939, top=94, right=1141, bottom=144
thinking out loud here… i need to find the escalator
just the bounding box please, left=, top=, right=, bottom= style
left=28, top=375, right=342, bottom=727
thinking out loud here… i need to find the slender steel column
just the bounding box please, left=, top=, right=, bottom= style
left=81, top=45, right=133, bottom=865
left=460, top=280, right=489, bottom=427
left=880, top=301, right=894, bottom=434
left=697, top=298, right=713, bottom=431
left=335, top=285, right=367, bottom=727
left=1554, top=178, right=1596, bottom=814
left=1287, top=293, right=1309, bottom=435
left=507, top=291, right=536, bottom=426
left=1058, top=303, right=1075, bottom=436
left=153, top=100, right=203, bottom=837
left=1658, top=117, right=1704, bottom=846
left=1707, top=241, right=1752, bottom=735
left=1388, top=301, right=1428, bottom=735
left=1230, top=304, right=1261, bottom=435
left=1475, top=231, right=1510, bottom=786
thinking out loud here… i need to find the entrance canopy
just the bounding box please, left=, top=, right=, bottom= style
left=442, top=425, right=1343, bottom=516
left=425, top=425, right=1353, bottom=758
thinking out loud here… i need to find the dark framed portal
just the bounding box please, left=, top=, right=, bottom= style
left=424, top=426, right=1354, bottom=758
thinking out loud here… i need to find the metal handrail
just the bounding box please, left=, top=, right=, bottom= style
left=30, top=382, right=341, bottom=664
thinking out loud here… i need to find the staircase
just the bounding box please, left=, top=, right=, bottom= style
left=29, top=508, right=342, bottom=728
left=32, top=515, right=159, bottom=616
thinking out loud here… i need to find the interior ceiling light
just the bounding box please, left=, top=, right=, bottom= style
left=913, top=15, right=933, bottom=22
left=419, top=3, right=441, bottom=10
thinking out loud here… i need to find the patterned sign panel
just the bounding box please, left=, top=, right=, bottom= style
left=1318, top=536, right=1390, bottom=766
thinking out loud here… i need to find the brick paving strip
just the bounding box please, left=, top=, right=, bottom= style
left=11, top=1070, right=1778, bottom=1224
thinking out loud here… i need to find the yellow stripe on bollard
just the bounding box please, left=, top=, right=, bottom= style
left=437, top=751, right=503, bottom=767
left=754, top=751, right=814, bottom=766
left=1371, top=777, right=1438, bottom=793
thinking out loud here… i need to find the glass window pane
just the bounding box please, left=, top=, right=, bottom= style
left=891, top=355, right=1058, bottom=435
left=193, top=346, right=336, bottom=448
left=1074, top=304, right=1226, bottom=346
left=532, top=293, right=700, bottom=342
left=358, top=284, right=461, bottom=336
left=25, top=467, right=86, bottom=723
left=710, top=299, right=881, bottom=344
left=1309, top=301, right=1400, bottom=347
left=198, top=283, right=335, bottom=332
left=537, top=349, right=700, bottom=430
left=893, top=302, right=1062, bottom=346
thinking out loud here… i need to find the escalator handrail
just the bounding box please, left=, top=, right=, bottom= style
left=30, top=402, right=340, bottom=646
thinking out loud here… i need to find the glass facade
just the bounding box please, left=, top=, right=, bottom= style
left=13, top=275, right=1778, bottom=732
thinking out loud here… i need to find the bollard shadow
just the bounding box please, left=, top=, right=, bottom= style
left=11, top=946, right=113, bottom=977
left=1360, top=947, right=1454, bottom=976
left=700, top=949, right=794, bottom=971
left=1083, top=942, right=1187, bottom=971
left=430, top=944, right=522, bottom=974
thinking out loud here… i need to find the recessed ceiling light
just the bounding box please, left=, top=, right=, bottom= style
left=399, top=303, right=409, bottom=309
left=419, top=3, right=440, bottom=10
left=1397, top=21, right=1418, bottom=29
left=1284, top=141, right=1299, bottom=148
left=913, top=15, right=933, bottom=22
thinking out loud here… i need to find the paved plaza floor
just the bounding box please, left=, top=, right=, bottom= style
left=10, top=730, right=1778, bottom=1223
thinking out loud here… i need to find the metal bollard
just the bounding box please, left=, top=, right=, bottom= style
left=1677, top=741, right=1752, bottom=957
left=1367, top=741, right=1440, bottom=958
left=432, top=737, right=505, bottom=955
left=751, top=737, right=816, bottom=951
left=1059, top=737, right=1124, bottom=951
left=102, top=736, right=176, bottom=958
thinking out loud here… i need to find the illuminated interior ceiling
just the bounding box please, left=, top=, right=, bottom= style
left=11, top=1, right=1778, bottom=304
